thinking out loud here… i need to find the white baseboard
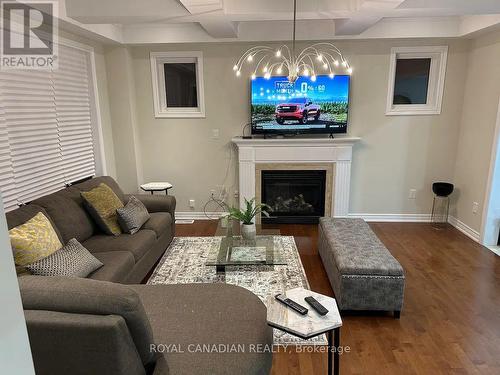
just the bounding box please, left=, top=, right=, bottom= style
left=347, top=213, right=432, bottom=222
left=174, top=211, right=482, bottom=245
left=175, top=211, right=224, bottom=220
left=447, top=216, right=480, bottom=242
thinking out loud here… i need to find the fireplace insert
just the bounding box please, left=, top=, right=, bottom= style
left=261, top=170, right=326, bottom=224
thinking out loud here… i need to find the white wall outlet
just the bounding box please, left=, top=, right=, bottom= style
left=189, top=199, right=195, bottom=208
left=211, top=128, right=220, bottom=139
left=409, top=189, right=417, bottom=199
left=472, top=201, right=479, bottom=214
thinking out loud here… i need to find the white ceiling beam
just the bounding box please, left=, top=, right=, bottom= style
left=177, top=1, right=238, bottom=38
left=177, top=0, right=225, bottom=14
left=335, top=0, right=405, bottom=35
left=199, top=19, right=239, bottom=38
left=65, top=0, right=190, bottom=24
left=459, top=14, right=500, bottom=37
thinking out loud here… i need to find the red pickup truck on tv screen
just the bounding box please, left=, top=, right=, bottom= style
left=275, top=97, right=320, bottom=125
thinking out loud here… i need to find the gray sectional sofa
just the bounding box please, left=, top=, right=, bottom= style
left=8, top=176, right=176, bottom=284
left=9, top=176, right=273, bottom=375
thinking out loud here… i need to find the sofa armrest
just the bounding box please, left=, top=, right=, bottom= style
left=24, top=310, right=147, bottom=375
left=125, top=194, right=176, bottom=220
left=19, top=276, right=155, bottom=366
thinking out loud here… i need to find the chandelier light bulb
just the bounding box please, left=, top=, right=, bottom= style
left=264, top=72, right=271, bottom=79
left=251, top=73, right=256, bottom=80
left=303, top=68, right=309, bottom=76
left=311, top=75, right=317, bottom=82
left=247, top=55, right=253, bottom=62
left=347, top=67, right=353, bottom=74
left=342, top=60, right=347, bottom=67
left=334, top=60, right=339, bottom=66
left=329, top=72, right=334, bottom=78
left=277, top=67, right=283, bottom=74
left=323, top=63, right=328, bottom=70
left=317, top=54, right=323, bottom=61
left=276, top=50, right=281, bottom=57
left=233, top=64, right=238, bottom=71
left=263, top=66, right=268, bottom=73
left=236, top=70, right=241, bottom=77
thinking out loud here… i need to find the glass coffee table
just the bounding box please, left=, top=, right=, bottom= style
left=206, top=220, right=287, bottom=274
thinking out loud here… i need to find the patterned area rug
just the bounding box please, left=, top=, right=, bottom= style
left=148, top=236, right=327, bottom=345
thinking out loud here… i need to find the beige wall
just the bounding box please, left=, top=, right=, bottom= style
left=104, top=39, right=468, bottom=214
left=104, top=47, right=144, bottom=193
left=60, top=27, right=500, bottom=234
left=452, top=31, right=500, bottom=233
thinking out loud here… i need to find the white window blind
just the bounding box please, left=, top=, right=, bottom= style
left=0, top=43, right=97, bottom=211
left=0, top=99, right=17, bottom=211
left=55, top=45, right=96, bottom=184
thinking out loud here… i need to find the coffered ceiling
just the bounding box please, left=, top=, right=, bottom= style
left=56, top=0, right=500, bottom=44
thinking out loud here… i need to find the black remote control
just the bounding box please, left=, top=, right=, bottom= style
left=304, top=296, right=329, bottom=316
left=275, top=294, right=308, bottom=315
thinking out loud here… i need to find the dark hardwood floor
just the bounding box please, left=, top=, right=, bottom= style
left=175, top=221, right=500, bottom=374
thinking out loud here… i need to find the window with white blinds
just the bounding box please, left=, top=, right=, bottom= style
left=0, top=43, right=97, bottom=211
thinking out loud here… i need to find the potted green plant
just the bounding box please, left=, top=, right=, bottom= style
left=228, top=198, right=270, bottom=240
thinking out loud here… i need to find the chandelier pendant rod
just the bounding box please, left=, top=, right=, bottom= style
left=292, top=0, right=297, bottom=65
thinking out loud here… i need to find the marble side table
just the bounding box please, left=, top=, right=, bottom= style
left=140, top=182, right=173, bottom=195
left=266, top=287, right=343, bottom=375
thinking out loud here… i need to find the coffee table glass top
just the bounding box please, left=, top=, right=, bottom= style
left=206, top=220, right=286, bottom=266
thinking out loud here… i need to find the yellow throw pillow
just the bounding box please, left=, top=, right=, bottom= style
left=81, top=183, right=124, bottom=236
left=9, top=212, right=63, bottom=266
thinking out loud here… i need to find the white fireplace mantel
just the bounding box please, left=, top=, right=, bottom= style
left=232, top=136, right=361, bottom=217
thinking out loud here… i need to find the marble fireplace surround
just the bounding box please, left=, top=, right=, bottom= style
left=232, top=137, right=361, bottom=217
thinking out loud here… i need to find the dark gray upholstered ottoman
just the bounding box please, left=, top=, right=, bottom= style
left=318, top=218, right=405, bottom=318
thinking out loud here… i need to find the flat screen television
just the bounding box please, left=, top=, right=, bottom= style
left=251, top=75, right=350, bottom=135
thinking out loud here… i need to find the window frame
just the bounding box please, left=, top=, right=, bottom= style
left=386, top=46, right=448, bottom=116
left=150, top=51, right=205, bottom=118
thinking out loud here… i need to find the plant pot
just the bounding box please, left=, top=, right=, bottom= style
left=241, top=223, right=256, bottom=240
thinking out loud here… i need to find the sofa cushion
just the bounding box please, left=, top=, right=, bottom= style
left=9, top=212, right=63, bottom=266
left=117, top=196, right=151, bottom=235
left=131, top=283, right=273, bottom=375
left=33, top=189, right=95, bottom=243
left=74, top=176, right=126, bottom=204
left=142, top=212, right=172, bottom=238
left=19, top=276, right=156, bottom=366
left=26, top=238, right=103, bottom=278
left=88, top=251, right=135, bottom=283
left=81, top=183, right=124, bottom=236
left=82, top=230, right=156, bottom=262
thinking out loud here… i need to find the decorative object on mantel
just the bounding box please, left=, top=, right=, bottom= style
left=228, top=198, right=271, bottom=240
left=232, top=0, right=352, bottom=83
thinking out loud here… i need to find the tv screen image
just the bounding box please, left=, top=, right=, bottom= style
left=251, top=75, right=350, bottom=135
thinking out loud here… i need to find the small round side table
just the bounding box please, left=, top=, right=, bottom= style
left=140, top=182, right=173, bottom=195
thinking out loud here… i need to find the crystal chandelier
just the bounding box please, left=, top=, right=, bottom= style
left=232, top=0, right=352, bottom=83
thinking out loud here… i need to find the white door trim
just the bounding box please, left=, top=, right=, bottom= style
left=480, top=97, right=500, bottom=245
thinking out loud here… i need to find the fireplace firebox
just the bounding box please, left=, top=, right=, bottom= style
left=261, top=170, right=326, bottom=224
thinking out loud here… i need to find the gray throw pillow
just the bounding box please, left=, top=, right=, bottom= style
left=26, top=238, right=103, bottom=278
left=116, top=196, right=150, bottom=234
